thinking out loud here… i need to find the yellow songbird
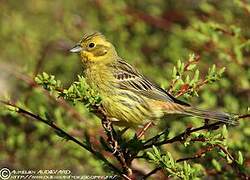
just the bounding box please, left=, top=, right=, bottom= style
left=70, top=32, right=237, bottom=128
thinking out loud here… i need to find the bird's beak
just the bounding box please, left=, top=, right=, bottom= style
left=70, top=44, right=83, bottom=53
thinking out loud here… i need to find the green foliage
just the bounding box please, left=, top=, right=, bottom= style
left=35, top=73, right=101, bottom=110
left=147, top=146, right=202, bottom=179
left=170, top=54, right=226, bottom=98
left=35, top=72, right=62, bottom=91
left=61, top=76, right=101, bottom=109
left=206, top=65, right=225, bottom=83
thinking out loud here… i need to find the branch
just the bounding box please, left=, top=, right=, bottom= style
left=169, top=144, right=248, bottom=179
left=176, top=145, right=214, bottom=163
left=214, top=144, right=249, bottom=179
left=184, top=54, right=200, bottom=71
left=238, top=114, right=250, bottom=119
left=94, top=107, right=133, bottom=177
left=143, top=122, right=222, bottom=149
left=0, top=100, right=132, bottom=180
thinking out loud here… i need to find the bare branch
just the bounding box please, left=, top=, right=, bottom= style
left=176, top=145, right=213, bottom=163
left=143, top=122, right=222, bottom=149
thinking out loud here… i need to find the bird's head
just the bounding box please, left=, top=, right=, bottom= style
left=70, top=32, right=117, bottom=63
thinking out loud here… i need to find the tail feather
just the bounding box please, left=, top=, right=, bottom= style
left=183, top=106, right=239, bottom=125
left=159, top=102, right=239, bottom=125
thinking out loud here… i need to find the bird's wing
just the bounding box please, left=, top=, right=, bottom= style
left=109, top=59, right=190, bottom=106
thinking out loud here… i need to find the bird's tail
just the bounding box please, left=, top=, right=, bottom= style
left=161, top=102, right=239, bottom=125
left=182, top=106, right=239, bottom=125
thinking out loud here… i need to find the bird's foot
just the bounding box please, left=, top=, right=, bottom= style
left=136, top=122, right=154, bottom=139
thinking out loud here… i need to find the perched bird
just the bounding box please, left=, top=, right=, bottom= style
left=70, top=32, right=237, bottom=128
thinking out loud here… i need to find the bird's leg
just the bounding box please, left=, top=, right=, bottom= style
left=136, top=122, right=154, bottom=139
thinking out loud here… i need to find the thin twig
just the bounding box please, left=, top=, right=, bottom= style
left=214, top=144, right=249, bottom=179
left=97, top=107, right=132, bottom=177
left=175, top=79, right=209, bottom=98
left=177, top=144, right=249, bottom=179
left=136, top=122, right=154, bottom=139
left=168, top=54, right=202, bottom=97
left=239, top=114, right=250, bottom=119
left=143, top=128, right=169, bottom=146
left=143, top=122, right=222, bottom=149
left=176, top=145, right=213, bottom=163
left=184, top=55, right=200, bottom=71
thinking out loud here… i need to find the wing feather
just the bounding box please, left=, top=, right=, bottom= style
left=109, top=59, right=190, bottom=106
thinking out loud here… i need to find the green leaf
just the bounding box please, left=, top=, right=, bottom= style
left=218, top=150, right=227, bottom=158
left=193, top=70, right=200, bottom=82
left=185, top=75, right=190, bottom=83
left=212, top=159, right=221, bottom=171
left=218, top=67, right=226, bottom=75
left=237, top=151, right=243, bottom=165
left=147, top=152, right=157, bottom=161
left=152, top=145, right=161, bottom=158
left=167, top=151, right=175, bottom=166
left=34, top=77, right=42, bottom=84
left=172, top=66, right=177, bottom=79
left=42, top=72, right=49, bottom=79
left=177, top=59, right=182, bottom=70
left=187, top=64, right=197, bottom=71
left=221, top=125, right=228, bottom=138
left=6, top=105, right=19, bottom=112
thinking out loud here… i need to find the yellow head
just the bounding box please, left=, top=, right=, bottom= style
left=70, top=32, right=117, bottom=63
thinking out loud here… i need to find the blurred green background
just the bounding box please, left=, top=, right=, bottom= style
left=0, top=0, right=249, bottom=178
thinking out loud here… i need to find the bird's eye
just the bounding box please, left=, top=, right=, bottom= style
left=88, top=42, right=95, bottom=48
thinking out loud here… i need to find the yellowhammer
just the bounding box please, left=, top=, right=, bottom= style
left=70, top=32, right=237, bottom=128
